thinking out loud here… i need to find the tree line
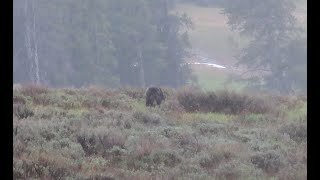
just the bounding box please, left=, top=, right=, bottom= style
left=13, top=0, right=193, bottom=88
left=14, top=0, right=306, bottom=94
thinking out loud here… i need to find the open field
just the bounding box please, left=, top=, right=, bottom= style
left=13, top=84, right=307, bottom=179
left=175, top=3, right=248, bottom=65
left=175, top=3, right=251, bottom=92
left=175, top=2, right=306, bottom=92
left=190, top=65, right=246, bottom=92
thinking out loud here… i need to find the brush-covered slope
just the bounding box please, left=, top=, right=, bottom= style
left=13, top=85, right=306, bottom=179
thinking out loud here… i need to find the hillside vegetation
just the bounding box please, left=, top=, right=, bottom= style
left=13, top=84, right=307, bottom=179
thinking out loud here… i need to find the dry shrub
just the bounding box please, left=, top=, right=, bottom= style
left=251, top=150, right=285, bottom=174
left=177, top=88, right=273, bottom=114
left=166, top=128, right=201, bottom=154
left=277, top=155, right=307, bottom=180
left=13, top=93, right=27, bottom=105
left=129, top=150, right=181, bottom=172
left=32, top=95, right=50, bottom=106
left=13, top=83, right=23, bottom=90
left=132, top=111, right=162, bottom=125
left=176, top=87, right=203, bottom=112
left=150, top=149, right=181, bottom=167
left=121, top=171, right=154, bottom=180
left=77, top=129, right=127, bottom=156
left=271, top=94, right=306, bottom=109
left=213, top=143, right=249, bottom=159
left=160, top=99, right=186, bottom=117
left=158, top=86, right=176, bottom=101
left=131, top=136, right=163, bottom=158
left=197, top=121, right=227, bottom=136
left=84, top=85, right=117, bottom=97
left=13, top=104, right=34, bottom=119
left=13, top=151, right=74, bottom=179
left=38, top=153, right=72, bottom=179
left=199, top=153, right=224, bottom=170
left=20, top=84, right=49, bottom=96
left=278, top=167, right=307, bottom=180
left=280, top=144, right=307, bottom=179
left=215, top=162, right=240, bottom=180
left=236, top=113, right=281, bottom=127
left=291, top=144, right=307, bottom=165
left=178, top=132, right=198, bottom=151
left=297, top=94, right=307, bottom=102
left=82, top=97, right=111, bottom=109
left=199, top=143, right=247, bottom=172
left=101, top=132, right=127, bottom=150
left=86, top=174, right=116, bottom=180
left=82, top=98, right=99, bottom=108
left=125, top=135, right=169, bottom=171
left=13, top=139, right=27, bottom=158
left=279, top=122, right=307, bottom=143
left=13, top=159, right=24, bottom=179
left=120, top=87, right=145, bottom=99
left=62, top=88, right=78, bottom=95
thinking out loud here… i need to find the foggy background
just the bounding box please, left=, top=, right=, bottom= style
left=13, top=0, right=307, bottom=95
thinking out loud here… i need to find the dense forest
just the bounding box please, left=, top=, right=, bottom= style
left=13, top=0, right=193, bottom=88
left=13, top=0, right=306, bottom=94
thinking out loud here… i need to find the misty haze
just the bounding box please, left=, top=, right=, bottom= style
left=13, top=0, right=307, bottom=179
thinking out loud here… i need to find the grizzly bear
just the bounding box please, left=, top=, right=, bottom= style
left=145, top=86, right=165, bottom=107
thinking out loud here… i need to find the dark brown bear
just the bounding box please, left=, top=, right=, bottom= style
left=145, top=86, right=165, bottom=107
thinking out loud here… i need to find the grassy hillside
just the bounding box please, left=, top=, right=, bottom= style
left=13, top=84, right=307, bottom=179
